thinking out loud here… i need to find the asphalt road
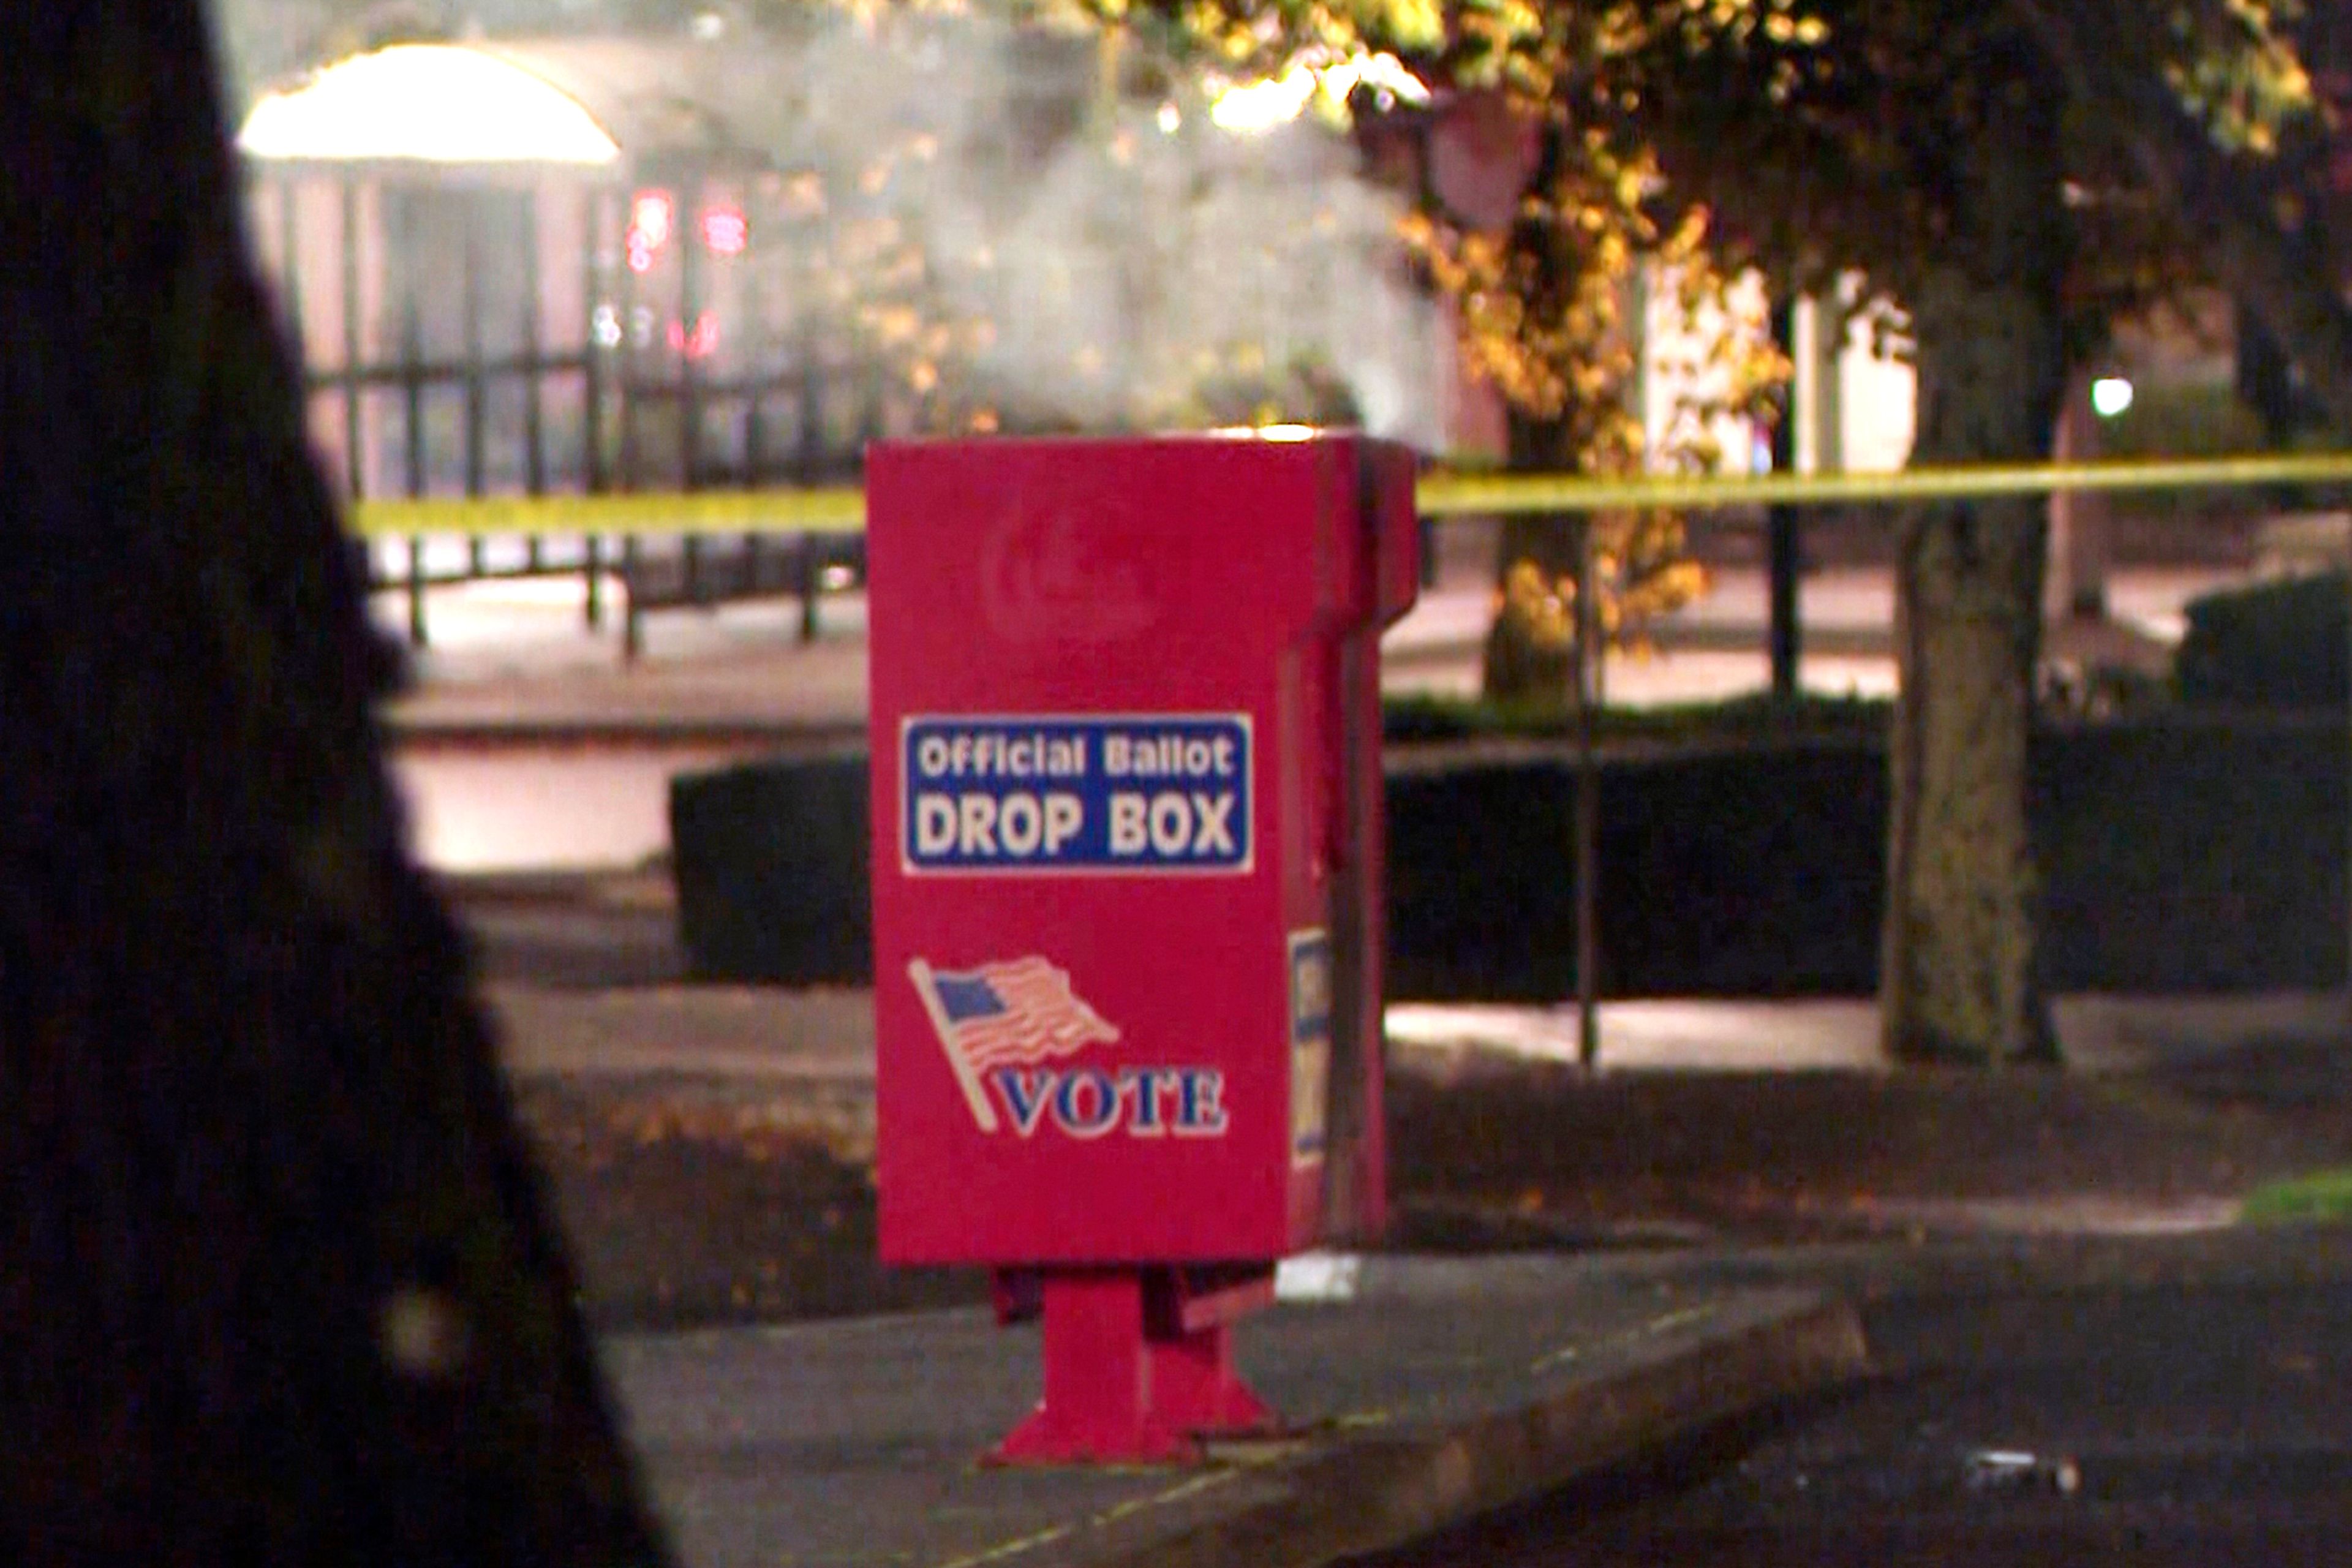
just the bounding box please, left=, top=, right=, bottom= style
left=1357, top=1233, right=2352, bottom=1566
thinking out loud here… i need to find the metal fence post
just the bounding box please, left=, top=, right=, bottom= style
left=520, top=186, right=546, bottom=573
left=1574, top=512, right=1601, bottom=1071
left=799, top=533, right=821, bottom=642
left=1768, top=296, right=1801, bottom=700
left=622, top=535, right=643, bottom=660
left=398, top=192, right=429, bottom=650
left=680, top=174, right=706, bottom=609
left=617, top=192, right=643, bottom=665
left=584, top=185, right=608, bottom=632
left=339, top=177, right=365, bottom=521
left=461, top=194, right=488, bottom=577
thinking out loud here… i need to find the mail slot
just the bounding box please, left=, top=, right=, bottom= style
left=867, top=432, right=1419, bottom=1462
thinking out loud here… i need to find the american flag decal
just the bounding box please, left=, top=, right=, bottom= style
left=908, top=956, right=1121, bottom=1132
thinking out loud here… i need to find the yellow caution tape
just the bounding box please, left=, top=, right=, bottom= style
left=342, top=452, right=2352, bottom=537
left=348, top=486, right=865, bottom=538
left=1415, top=451, right=2352, bottom=515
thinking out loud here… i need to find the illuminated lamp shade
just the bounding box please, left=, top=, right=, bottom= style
left=238, top=44, right=621, bottom=165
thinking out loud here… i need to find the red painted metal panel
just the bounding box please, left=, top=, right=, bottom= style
left=868, top=433, right=1414, bottom=1270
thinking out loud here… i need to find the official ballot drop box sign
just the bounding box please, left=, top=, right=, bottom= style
left=869, top=434, right=1419, bottom=1266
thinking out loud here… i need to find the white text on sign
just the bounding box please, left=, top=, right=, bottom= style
left=902, top=714, right=1253, bottom=874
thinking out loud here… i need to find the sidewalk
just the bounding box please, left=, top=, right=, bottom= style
left=598, top=1267, right=1862, bottom=1568
left=487, top=979, right=2351, bottom=1085
left=378, top=561, right=2220, bottom=740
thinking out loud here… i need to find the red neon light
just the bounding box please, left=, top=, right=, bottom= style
left=665, top=312, right=721, bottom=360
left=701, top=204, right=749, bottom=256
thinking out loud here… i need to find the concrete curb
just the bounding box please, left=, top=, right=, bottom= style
left=1019, top=1295, right=1869, bottom=1568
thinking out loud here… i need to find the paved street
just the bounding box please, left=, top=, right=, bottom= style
left=1360, top=1234, right=2352, bottom=1566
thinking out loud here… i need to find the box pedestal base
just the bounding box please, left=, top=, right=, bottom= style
left=988, top=1265, right=1279, bottom=1465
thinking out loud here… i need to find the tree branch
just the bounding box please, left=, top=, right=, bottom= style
left=2011, top=0, right=2352, bottom=436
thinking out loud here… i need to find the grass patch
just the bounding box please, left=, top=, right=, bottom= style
left=2241, top=1168, right=2352, bottom=1226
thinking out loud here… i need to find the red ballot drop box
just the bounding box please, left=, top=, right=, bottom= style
left=867, top=433, right=1418, bottom=1463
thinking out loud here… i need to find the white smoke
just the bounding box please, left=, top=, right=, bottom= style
left=213, top=2, right=1451, bottom=450
left=768, top=12, right=1447, bottom=450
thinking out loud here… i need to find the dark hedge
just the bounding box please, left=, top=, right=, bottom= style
left=672, top=720, right=2346, bottom=998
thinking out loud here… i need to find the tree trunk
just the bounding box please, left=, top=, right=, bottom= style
left=1480, top=410, right=1585, bottom=703
left=0, top=6, right=670, bottom=1562
left=1477, top=122, right=1596, bottom=708
left=1880, top=37, right=2070, bottom=1067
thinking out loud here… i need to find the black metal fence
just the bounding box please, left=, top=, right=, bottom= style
left=246, top=162, right=899, bottom=655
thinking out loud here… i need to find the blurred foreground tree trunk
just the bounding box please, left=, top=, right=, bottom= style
left=0, top=5, right=669, bottom=1562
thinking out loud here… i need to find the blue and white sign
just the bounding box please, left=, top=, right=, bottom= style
left=902, top=714, right=1253, bottom=874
